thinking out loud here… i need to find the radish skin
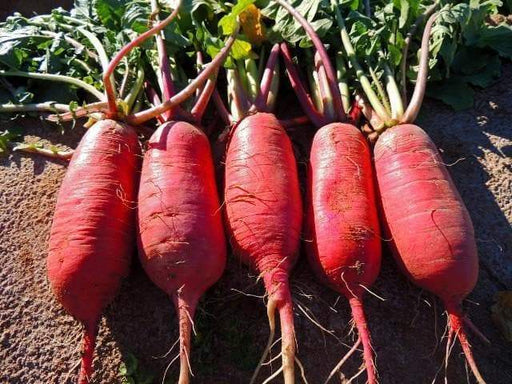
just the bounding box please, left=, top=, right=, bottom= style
left=224, top=112, right=302, bottom=383
left=47, top=119, right=141, bottom=384
left=306, top=123, right=381, bottom=383
left=137, top=121, right=226, bottom=384
left=374, top=124, right=484, bottom=383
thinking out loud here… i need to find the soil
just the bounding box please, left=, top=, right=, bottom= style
left=1, top=4, right=511, bottom=384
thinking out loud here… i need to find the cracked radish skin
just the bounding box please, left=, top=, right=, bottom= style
left=137, top=121, right=226, bottom=384
left=47, top=119, right=141, bottom=384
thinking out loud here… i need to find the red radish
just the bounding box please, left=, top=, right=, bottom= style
left=224, top=112, right=302, bottom=383
left=134, top=3, right=238, bottom=382
left=208, top=22, right=303, bottom=378
left=137, top=121, right=226, bottom=384
left=47, top=120, right=141, bottom=384
left=374, top=124, right=483, bottom=382
left=275, top=0, right=382, bottom=381
left=328, top=4, right=486, bottom=381
left=306, top=123, right=381, bottom=383
left=46, top=6, right=185, bottom=383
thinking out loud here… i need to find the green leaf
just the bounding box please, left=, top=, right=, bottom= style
left=474, top=25, right=512, bottom=59
left=463, top=55, right=501, bottom=88
left=427, top=77, right=475, bottom=111
left=398, top=0, right=409, bottom=29
left=122, top=353, right=138, bottom=376
left=95, top=0, right=126, bottom=31
left=219, top=0, right=256, bottom=35
left=0, top=127, right=23, bottom=155
left=231, top=38, right=252, bottom=59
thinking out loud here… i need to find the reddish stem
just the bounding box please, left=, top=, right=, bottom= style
left=191, top=68, right=219, bottom=122
left=401, top=12, right=437, bottom=123
left=275, top=0, right=345, bottom=121
left=125, top=31, right=238, bottom=125
left=77, top=322, right=98, bottom=384
left=314, top=51, right=336, bottom=122
left=103, top=3, right=181, bottom=118
left=195, top=51, right=205, bottom=98
left=254, top=44, right=281, bottom=112
left=155, top=32, right=176, bottom=121
left=212, top=88, right=233, bottom=125
left=280, top=43, right=327, bottom=127
left=349, top=297, right=377, bottom=384
left=144, top=82, right=166, bottom=124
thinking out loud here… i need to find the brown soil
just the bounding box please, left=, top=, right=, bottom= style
left=1, top=4, right=511, bottom=384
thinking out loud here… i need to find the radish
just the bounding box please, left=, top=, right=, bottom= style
left=213, top=9, right=303, bottom=377
left=275, top=0, right=381, bottom=382
left=18, top=1, right=236, bottom=381
left=47, top=119, right=141, bottom=384
left=331, top=2, right=486, bottom=382
left=46, top=6, right=184, bottom=383
left=134, top=1, right=238, bottom=382
left=138, top=121, right=226, bottom=384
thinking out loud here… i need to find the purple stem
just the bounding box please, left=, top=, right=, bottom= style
left=212, top=88, right=233, bottom=125
left=144, top=81, right=166, bottom=124
left=191, top=68, right=219, bottom=122
left=274, top=0, right=345, bottom=121
left=314, top=51, right=336, bottom=122
left=280, top=43, right=327, bottom=127
left=254, top=44, right=280, bottom=112
left=156, top=34, right=177, bottom=121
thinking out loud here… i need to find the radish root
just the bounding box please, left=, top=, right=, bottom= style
left=77, top=322, right=98, bottom=384
left=324, top=336, right=362, bottom=384
left=173, top=294, right=198, bottom=384
left=250, top=300, right=277, bottom=384
left=447, top=308, right=486, bottom=384
left=349, top=297, right=377, bottom=384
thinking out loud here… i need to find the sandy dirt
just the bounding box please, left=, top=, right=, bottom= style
left=1, top=4, right=511, bottom=384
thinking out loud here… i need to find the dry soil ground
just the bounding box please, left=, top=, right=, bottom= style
left=0, top=3, right=511, bottom=384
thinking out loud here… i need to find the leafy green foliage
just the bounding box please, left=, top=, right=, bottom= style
left=331, top=0, right=512, bottom=110
left=261, top=0, right=333, bottom=47
left=0, top=126, right=22, bottom=155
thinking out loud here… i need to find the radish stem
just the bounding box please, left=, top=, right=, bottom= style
left=401, top=12, right=437, bottom=123
left=280, top=43, right=325, bottom=127
left=245, top=58, right=260, bottom=102
left=266, top=60, right=280, bottom=111
left=212, top=89, right=233, bottom=125
left=314, top=52, right=335, bottom=122
left=381, top=61, right=404, bottom=119
left=331, top=0, right=390, bottom=122
left=369, top=66, right=391, bottom=116
left=0, top=102, right=70, bottom=113
left=103, top=1, right=181, bottom=117
left=400, top=2, right=440, bottom=104
left=11, top=142, right=74, bottom=160
left=0, top=70, right=104, bottom=100
left=254, top=44, right=280, bottom=112
left=125, top=29, right=238, bottom=125
left=275, top=0, right=345, bottom=121
left=123, top=66, right=145, bottom=113
left=191, top=69, right=219, bottom=121
left=335, top=54, right=350, bottom=114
